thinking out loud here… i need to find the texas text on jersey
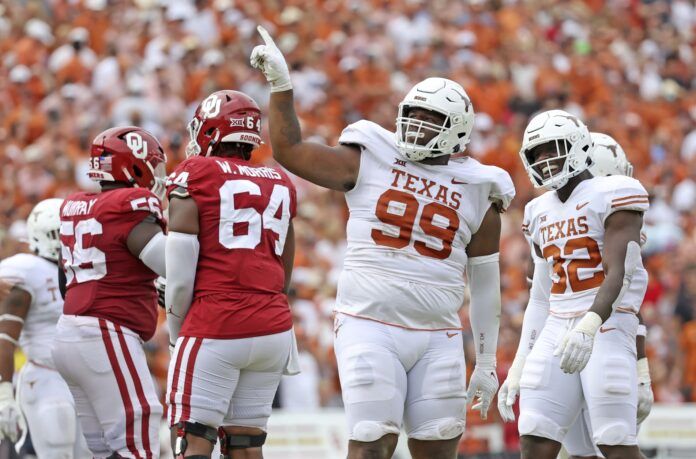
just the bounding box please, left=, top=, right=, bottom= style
left=522, top=174, right=649, bottom=318
left=335, top=119, right=515, bottom=330
left=60, top=187, right=165, bottom=341
left=166, top=155, right=297, bottom=339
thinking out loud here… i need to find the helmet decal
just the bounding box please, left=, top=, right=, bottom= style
left=125, top=132, right=148, bottom=159
left=200, top=94, right=222, bottom=119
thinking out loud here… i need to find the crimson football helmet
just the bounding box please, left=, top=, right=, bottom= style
left=89, top=126, right=167, bottom=199
left=186, top=90, right=262, bottom=157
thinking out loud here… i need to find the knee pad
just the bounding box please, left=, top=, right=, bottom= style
left=219, top=431, right=267, bottom=451
left=594, top=421, right=631, bottom=446
left=518, top=411, right=565, bottom=443
left=174, top=421, right=218, bottom=458
left=407, top=417, right=465, bottom=441
left=351, top=420, right=400, bottom=443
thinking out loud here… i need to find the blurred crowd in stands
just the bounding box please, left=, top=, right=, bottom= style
left=0, top=0, right=695, bottom=453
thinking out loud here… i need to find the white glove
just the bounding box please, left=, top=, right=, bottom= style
left=0, top=382, right=25, bottom=443
left=636, top=357, right=653, bottom=424
left=497, top=354, right=525, bottom=422
left=467, top=354, right=499, bottom=420
left=554, top=311, right=602, bottom=374
left=250, top=26, right=292, bottom=93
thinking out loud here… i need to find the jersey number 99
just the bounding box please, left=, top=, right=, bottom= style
left=371, top=189, right=459, bottom=260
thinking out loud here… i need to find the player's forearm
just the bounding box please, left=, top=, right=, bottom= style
left=636, top=334, right=646, bottom=360
left=281, top=223, right=295, bottom=295
left=588, top=271, right=624, bottom=322
left=268, top=90, right=303, bottom=165
left=0, top=343, right=15, bottom=382
left=636, top=315, right=647, bottom=359
left=467, top=254, right=501, bottom=356
left=164, top=232, right=199, bottom=341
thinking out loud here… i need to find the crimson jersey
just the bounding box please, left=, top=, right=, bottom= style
left=60, top=188, right=165, bottom=341
left=167, top=155, right=296, bottom=339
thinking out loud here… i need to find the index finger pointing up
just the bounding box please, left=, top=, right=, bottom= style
left=257, top=25, right=276, bottom=46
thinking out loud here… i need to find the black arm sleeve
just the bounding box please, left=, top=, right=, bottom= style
left=58, top=264, right=67, bottom=299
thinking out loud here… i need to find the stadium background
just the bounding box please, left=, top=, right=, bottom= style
left=0, top=0, right=695, bottom=457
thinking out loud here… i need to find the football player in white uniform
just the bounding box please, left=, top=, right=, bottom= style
left=498, top=132, right=653, bottom=458
left=499, top=111, right=648, bottom=459
left=250, top=27, right=515, bottom=459
left=0, top=199, right=90, bottom=457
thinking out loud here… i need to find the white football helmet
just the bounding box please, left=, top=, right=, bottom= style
left=519, top=109, right=593, bottom=190
left=27, top=198, right=63, bottom=261
left=395, top=77, right=475, bottom=161
left=589, top=132, right=633, bottom=177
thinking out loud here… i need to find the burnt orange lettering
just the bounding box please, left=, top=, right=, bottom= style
left=390, top=169, right=407, bottom=188
left=404, top=174, right=418, bottom=192
left=434, top=185, right=449, bottom=205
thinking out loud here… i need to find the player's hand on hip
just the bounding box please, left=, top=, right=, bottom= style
left=467, top=355, right=499, bottom=420
left=554, top=311, right=602, bottom=374
left=636, top=357, right=653, bottom=424
left=0, top=382, right=25, bottom=443
left=250, top=25, right=292, bottom=92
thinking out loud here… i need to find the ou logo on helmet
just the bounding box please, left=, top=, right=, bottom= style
left=125, top=132, right=148, bottom=159
left=201, top=94, right=221, bottom=119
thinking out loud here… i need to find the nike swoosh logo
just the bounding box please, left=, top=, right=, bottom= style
left=599, top=327, right=616, bottom=333
left=446, top=332, right=458, bottom=338
left=451, top=179, right=468, bottom=185
left=576, top=201, right=590, bottom=210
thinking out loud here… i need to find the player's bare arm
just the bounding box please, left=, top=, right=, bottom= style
left=589, top=210, right=643, bottom=321
left=251, top=26, right=360, bottom=191
left=636, top=312, right=646, bottom=360
left=281, top=221, right=295, bottom=294
left=268, top=91, right=360, bottom=191
left=467, top=205, right=502, bottom=257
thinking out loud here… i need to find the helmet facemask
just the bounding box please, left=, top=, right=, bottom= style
left=149, top=162, right=168, bottom=201
left=523, top=140, right=576, bottom=189
left=396, top=104, right=470, bottom=162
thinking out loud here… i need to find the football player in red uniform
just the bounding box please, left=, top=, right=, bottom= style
left=52, top=126, right=167, bottom=458
left=165, top=90, right=297, bottom=459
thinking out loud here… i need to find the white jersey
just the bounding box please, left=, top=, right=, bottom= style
left=335, top=120, right=515, bottom=329
left=0, top=253, right=62, bottom=366
left=522, top=175, right=649, bottom=317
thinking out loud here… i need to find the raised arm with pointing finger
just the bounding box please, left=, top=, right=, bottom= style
left=250, top=26, right=361, bottom=191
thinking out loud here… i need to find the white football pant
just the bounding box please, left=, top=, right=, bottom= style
left=52, top=315, right=162, bottom=458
